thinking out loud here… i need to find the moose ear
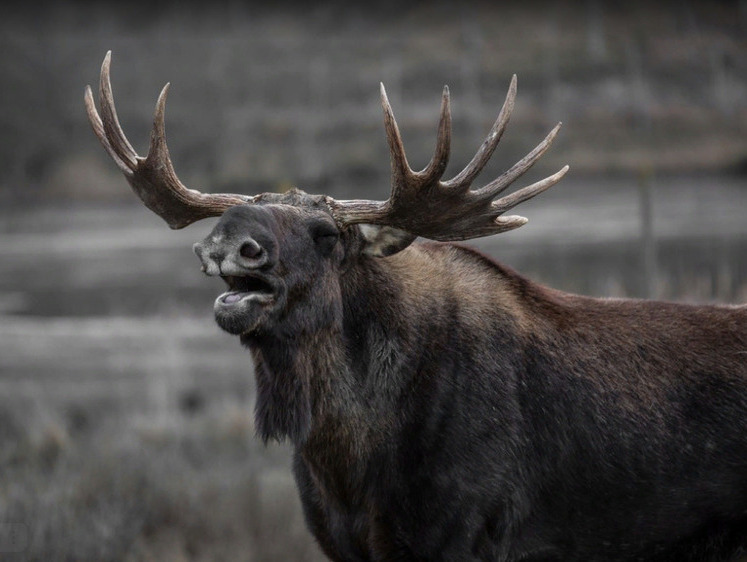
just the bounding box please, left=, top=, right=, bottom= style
left=358, top=224, right=417, bottom=257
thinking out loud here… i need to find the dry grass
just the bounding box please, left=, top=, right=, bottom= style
left=0, top=396, right=325, bottom=562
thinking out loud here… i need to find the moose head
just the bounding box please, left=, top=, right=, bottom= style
left=85, top=52, right=567, bottom=342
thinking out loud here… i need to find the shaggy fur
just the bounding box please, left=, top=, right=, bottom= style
left=194, top=195, right=747, bottom=562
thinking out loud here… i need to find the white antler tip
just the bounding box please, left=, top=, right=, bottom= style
left=553, top=164, right=570, bottom=180
left=496, top=215, right=528, bottom=226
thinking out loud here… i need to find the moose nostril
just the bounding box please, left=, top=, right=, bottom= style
left=240, top=240, right=263, bottom=260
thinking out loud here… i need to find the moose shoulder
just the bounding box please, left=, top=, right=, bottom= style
left=86, top=52, right=747, bottom=561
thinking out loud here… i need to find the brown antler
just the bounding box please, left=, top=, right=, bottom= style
left=326, top=77, right=569, bottom=241
left=84, top=51, right=253, bottom=229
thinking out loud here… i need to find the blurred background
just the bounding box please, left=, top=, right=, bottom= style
left=0, top=1, right=745, bottom=560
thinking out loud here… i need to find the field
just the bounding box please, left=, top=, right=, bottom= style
left=0, top=208, right=326, bottom=560
left=0, top=173, right=745, bottom=560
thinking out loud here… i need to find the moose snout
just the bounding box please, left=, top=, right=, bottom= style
left=193, top=233, right=272, bottom=276
left=193, top=205, right=280, bottom=276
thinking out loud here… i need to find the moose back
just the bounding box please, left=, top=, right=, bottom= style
left=86, top=52, right=747, bottom=561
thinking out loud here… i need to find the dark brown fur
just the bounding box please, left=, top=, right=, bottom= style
left=192, top=197, right=747, bottom=562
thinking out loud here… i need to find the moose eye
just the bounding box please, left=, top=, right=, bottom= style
left=310, top=221, right=339, bottom=254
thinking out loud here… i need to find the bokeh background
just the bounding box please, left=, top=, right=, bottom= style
left=1, top=1, right=745, bottom=560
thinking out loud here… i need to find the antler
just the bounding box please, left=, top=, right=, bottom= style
left=326, top=77, right=569, bottom=241
left=84, top=51, right=253, bottom=229
left=86, top=53, right=566, bottom=239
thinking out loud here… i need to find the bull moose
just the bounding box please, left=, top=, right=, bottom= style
left=85, top=52, right=747, bottom=561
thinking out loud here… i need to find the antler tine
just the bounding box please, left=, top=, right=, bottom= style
left=442, top=74, right=516, bottom=191
left=98, top=51, right=138, bottom=171
left=380, top=83, right=416, bottom=190
left=418, top=86, right=451, bottom=183
left=84, top=85, right=132, bottom=175
left=328, top=78, right=569, bottom=243
left=146, top=83, right=180, bottom=179
left=475, top=122, right=562, bottom=201
left=85, top=52, right=253, bottom=229
left=492, top=165, right=570, bottom=213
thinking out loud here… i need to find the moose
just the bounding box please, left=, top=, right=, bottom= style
left=85, top=53, right=746, bottom=561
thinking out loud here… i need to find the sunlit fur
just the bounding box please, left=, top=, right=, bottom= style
left=195, top=191, right=747, bottom=562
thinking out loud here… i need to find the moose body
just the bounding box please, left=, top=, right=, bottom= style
left=208, top=207, right=747, bottom=561
left=85, top=53, right=747, bottom=561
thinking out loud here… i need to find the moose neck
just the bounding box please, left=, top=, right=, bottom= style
left=241, top=283, right=348, bottom=442
left=242, top=242, right=527, bottom=452
left=240, top=246, right=443, bottom=448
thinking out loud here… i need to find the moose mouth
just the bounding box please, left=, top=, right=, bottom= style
left=218, top=274, right=276, bottom=306
left=213, top=273, right=281, bottom=336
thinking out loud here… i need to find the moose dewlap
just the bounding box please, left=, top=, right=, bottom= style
left=86, top=52, right=747, bottom=562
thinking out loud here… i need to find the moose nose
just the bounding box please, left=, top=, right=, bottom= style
left=234, top=235, right=269, bottom=269
left=193, top=235, right=270, bottom=276
left=239, top=239, right=263, bottom=260
left=194, top=205, right=278, bottom=276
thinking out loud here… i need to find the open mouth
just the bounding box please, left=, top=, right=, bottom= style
left=212, top=273, right=282, bottom=336
left=218, top=274, right=276, bottom=305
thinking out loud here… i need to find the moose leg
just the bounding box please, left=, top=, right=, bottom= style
left=293, top=452, right=372, bottom=561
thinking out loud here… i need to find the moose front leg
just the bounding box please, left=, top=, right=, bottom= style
left=293, top=452, right=373, bottom=562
